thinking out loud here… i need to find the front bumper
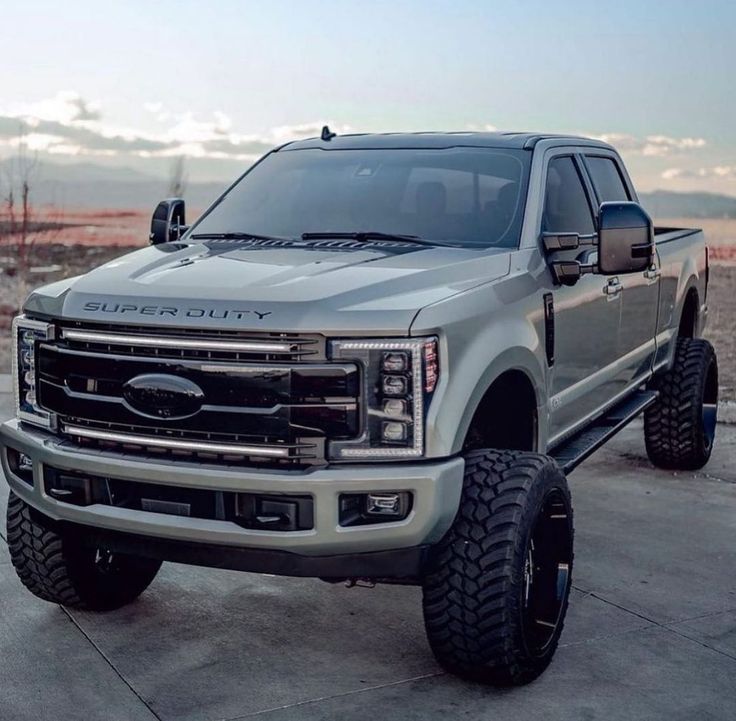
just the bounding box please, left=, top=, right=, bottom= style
left=0, top=419, right=464, bottom=576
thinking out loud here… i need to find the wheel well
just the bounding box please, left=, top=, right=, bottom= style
left=679, top=288, right=699, bottom=338
left=463, top=370, right=537, bottom=453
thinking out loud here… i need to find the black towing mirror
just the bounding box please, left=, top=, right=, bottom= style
left=545, top=201, right=654, bottom=285
left=149, top=198, right=188, bottom=245
left=597, top=201, right=654, bottom=275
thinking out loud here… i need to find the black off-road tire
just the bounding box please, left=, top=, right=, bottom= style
left=644, top=338, right=718, bottom=470
left=422, top=450, right=573, bottom=686
left=6, top=491, right=161, bottom=611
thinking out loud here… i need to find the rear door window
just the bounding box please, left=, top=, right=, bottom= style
left=586, top=156, right=630, bottom=202
left=542, top=156, right=595, bottom=234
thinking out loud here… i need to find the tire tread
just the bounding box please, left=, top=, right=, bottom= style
left=422, top=449, right=573, bottom=686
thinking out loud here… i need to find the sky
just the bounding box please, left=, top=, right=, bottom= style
left=1, top=0, right=735, bottom=194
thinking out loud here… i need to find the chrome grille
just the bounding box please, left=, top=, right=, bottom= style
left=38, top=324, right=357, bottom=467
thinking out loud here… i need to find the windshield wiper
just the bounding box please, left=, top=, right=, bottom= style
left=300, top=231, right=460, bottom=247
left=190, top=231, right=296, bottom=242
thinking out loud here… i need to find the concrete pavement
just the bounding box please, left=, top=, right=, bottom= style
left=1, top=391, right=734, bottom=720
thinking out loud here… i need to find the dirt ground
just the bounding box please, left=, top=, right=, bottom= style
left=702, top=264, right=735, bottom=400
left=0, top=237, right=734, bottom=400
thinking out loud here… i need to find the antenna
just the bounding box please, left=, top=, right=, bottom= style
left=321, top=125, right=337, bottom=141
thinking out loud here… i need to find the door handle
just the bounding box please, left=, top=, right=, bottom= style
left=644, top=267, right=661, bottom=282
left=603, top=278, right=622, bottom=299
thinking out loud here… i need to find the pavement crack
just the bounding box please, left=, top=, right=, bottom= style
left=222, top=671, right=444, bottom=720
left=572, top=585, right=736, bottom=663
left=666, top=624, right=736, bottom=662
left=60, top=606, right=163, bottom=721
left=667, top=606, right=736, bottom=624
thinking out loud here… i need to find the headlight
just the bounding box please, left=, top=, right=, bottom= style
left=12, top=316, right=55, bottom=429
left=329, top=337, right=438, bottom=460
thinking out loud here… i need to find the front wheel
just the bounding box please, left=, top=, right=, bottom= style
left=422, top=450, right=573, bottom=686
left=7, top=491, right=161, bottom=611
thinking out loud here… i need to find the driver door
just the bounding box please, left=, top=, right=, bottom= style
left=543, top=154, right=622, bottom=442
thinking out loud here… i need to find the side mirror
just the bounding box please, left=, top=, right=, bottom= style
left=149, top=198, right=188, bottom=245
left=597, top=202, right=653, bottom=275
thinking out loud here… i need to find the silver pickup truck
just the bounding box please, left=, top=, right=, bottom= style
left=2, top=131, right=718, bottom=685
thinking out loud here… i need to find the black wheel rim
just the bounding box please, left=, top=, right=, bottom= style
left=521, top=489, right=573, bottom=656
left=702, top=358, right=718, bottom=452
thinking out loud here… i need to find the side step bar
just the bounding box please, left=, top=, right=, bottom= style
left=550, top=390, right=658, bottom=474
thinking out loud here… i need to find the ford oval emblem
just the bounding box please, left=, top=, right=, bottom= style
left=122, top=374, right=204, bottom=420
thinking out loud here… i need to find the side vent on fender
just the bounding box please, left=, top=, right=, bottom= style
left=543, top=293, right=555, bottom=367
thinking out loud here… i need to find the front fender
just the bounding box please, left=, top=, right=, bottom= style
left=411, top=269, right=547, bottom=457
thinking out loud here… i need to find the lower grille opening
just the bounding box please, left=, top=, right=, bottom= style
left=43, top=467, right=314, bottom=531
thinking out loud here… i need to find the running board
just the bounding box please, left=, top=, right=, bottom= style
left=550, top=390, right=658, bottom=474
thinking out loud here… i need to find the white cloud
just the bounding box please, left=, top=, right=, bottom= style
left=0, top=92, right=351, bottom=161
left=7, top=91, right=101, bottom=125
left=662, top=166, right=736, bottom=180
left=465, top=123, right=499, bottom=132
left=0, top=95, right=713, bottom=170
left=591, top=133, right=706, bottom=156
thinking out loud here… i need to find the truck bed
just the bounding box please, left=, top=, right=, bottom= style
left=654, top=226, right=702, bottom=243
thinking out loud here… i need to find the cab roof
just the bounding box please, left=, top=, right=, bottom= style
left=281, top=131, right=615, bottom=152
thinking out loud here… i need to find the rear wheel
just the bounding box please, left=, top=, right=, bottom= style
left=645, top=338, right=718, bottom=470
left=422, top=450, right=573, bottom=686
left=7, top=491, right=161, bottom=611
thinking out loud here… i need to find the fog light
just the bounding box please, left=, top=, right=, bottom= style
left=339, top=491, right=412, bottom=526
left=366, top=493, right=402, bottom=515
left=382, top=375, right=407, bottom=396
left=7, top=448, right=34, bottom=486
left=18, top=453, right=33, bottom=472
left=382, top=421, right=407, bottom=442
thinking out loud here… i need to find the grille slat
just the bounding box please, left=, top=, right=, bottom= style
left=58, top=320, right=325, bottom=362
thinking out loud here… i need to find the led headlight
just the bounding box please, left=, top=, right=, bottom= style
left=329, top=337, right=439, bottom=460
left=12, top=316, right=55, bottom=429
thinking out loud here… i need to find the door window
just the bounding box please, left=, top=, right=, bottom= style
left=586, top=156, right=630, bottom=202
left=542, top=157, right=595, bottom=234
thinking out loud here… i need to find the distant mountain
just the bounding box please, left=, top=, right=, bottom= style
left=640, top=190, right=736, bottom=219
left=1, top=159, right=226, bottom=211
left=4, top=160, right=736, bottom=218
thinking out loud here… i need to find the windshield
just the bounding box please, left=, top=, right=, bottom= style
left=190, top=147, right=530, bottom=249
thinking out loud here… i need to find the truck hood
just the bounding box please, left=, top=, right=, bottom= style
left=25, top=241, right=511, bottom=334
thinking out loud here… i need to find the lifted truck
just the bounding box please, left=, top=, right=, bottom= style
left=2, top=131, right=718, bottom=685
